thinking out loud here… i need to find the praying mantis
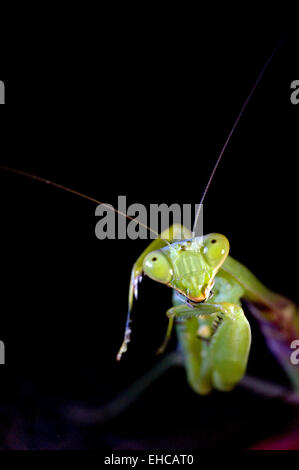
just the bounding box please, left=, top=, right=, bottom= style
left=1, top=41, right=299, bottom=407
left=116, top=224, right=299, bottom=395
left=113, top=42, right=299, bottom=396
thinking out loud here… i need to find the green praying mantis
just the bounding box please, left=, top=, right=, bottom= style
left=114, top=42, right=299, bottom=396
left=1, top=43, right=299, bottom=405
left=116, top=224, right=299, bottom=395
left=117, top=227, right=253, bottom=394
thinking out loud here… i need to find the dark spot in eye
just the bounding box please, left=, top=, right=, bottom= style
left=152, top=257, right=157, bottom=262
left=211, top=239, right=217, bottom=244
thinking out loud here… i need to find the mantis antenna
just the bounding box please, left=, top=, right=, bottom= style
left=0, top=165, right=171, bottom=361
left=0, top=165, right=165, bottom=241
left=192, top=39, right=283, bottom=237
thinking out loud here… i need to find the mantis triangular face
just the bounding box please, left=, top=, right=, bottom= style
left=143, top=233, right=230, bottom=302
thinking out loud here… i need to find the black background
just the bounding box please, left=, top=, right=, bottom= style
left=0, top=29, right=298, bottom=450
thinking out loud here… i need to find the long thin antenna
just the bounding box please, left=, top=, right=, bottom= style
left=192, top=40, right=283, bottom=236
left=0, top=164, right=172, bottom=362
left=0, top=165, right=160, bottom=239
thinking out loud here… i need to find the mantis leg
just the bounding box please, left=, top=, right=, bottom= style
left=155, top=302, right=222, bottom=356
left=222, top=256, right=299, bottom=391
left=156, top=301, right=230, bottom=356
left=156, top=315, right=175, bottom=355
left=167, top=302, right=251, bottom=393
left=117, top=224, right=192, bottom=360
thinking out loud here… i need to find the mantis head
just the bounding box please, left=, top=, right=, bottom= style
left=143, top=233, right=230, bottom=302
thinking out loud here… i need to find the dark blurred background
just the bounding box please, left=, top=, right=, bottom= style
left=0, top=29, right=298, bottom=449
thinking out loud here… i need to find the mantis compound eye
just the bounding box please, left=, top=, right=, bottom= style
left=203, top=233, right=230, bottom=267
left=143, top=250, right=173, bottom=284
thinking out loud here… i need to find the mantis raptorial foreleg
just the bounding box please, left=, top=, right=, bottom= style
left=117, top=224, right=192, bottom=360
left=156, top=302, right=234, bottom=355
left=156, top=303, right=224, bottom=355
left=164, top=302, right=251, bottom=394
